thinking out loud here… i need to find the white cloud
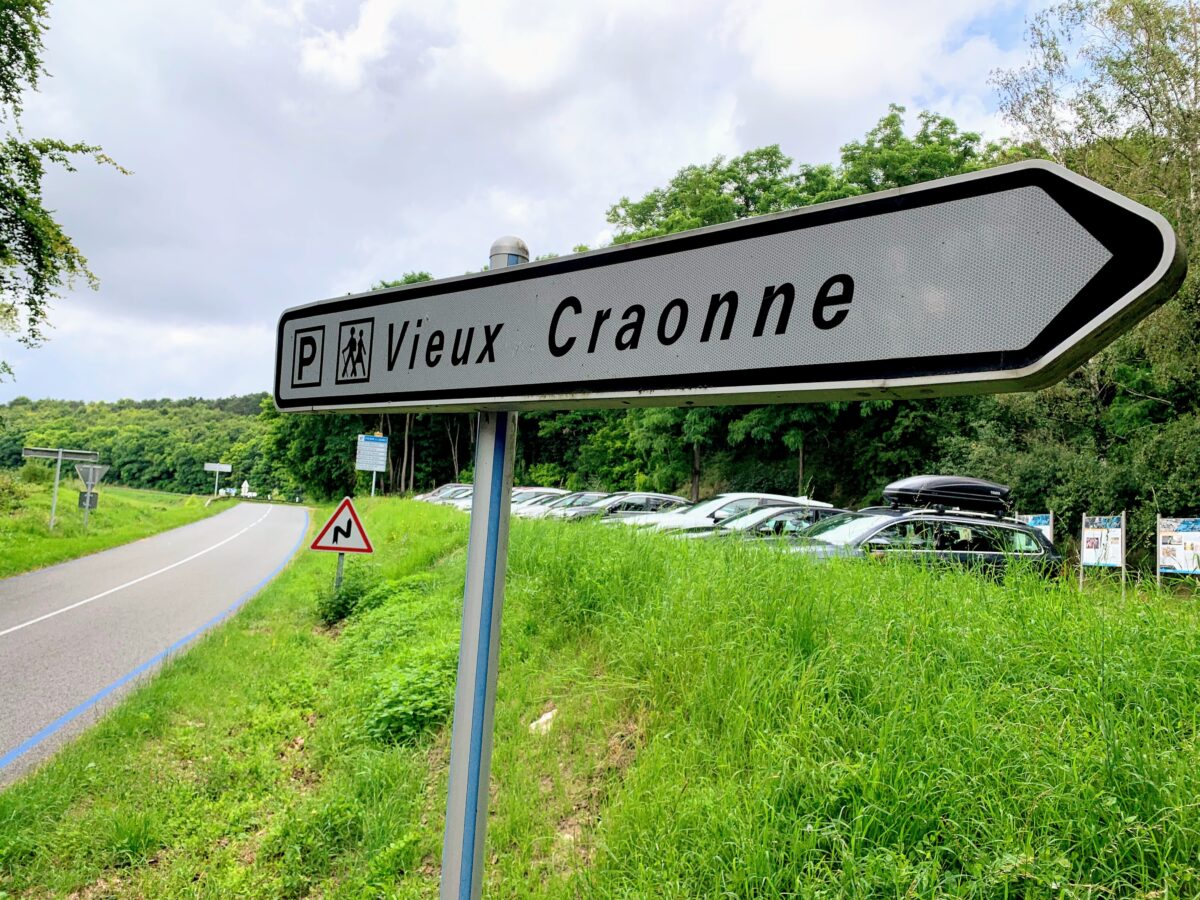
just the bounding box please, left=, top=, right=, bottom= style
left=300, top=0, right=411, bottom=89
left=1, top=0, right=1043, bottom=401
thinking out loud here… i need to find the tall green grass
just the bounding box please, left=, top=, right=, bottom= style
left=3, top=500, right=1199, bottom=897
left=0, top=481, right=224, bottom=577
left=503, top=526, right=1200, bottom=897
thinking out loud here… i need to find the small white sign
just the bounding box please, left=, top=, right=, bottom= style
left=1159, top=518, right=1200, bottom=575
left=1082, top=515, right=1124, bottom=568
left=204, top=462, right=232, bottom=473
left=356, top=434, right=389, bottom=473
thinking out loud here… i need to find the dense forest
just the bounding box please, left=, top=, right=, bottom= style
left=4, top=1, right=1200, bottom=566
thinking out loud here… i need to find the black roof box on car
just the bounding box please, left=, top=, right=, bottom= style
left=882, top=475, right=1011, bottom=513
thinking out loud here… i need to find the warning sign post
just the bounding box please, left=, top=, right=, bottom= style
left=311, top=497, right=373, bottom=589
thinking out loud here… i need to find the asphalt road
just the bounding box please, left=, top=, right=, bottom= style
left=0, top=502, right=309, bottom=783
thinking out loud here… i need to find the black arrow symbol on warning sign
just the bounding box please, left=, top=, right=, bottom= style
left=332, top=518, right=352, bottom=545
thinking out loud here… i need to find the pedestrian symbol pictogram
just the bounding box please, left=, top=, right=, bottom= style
left=311, top=497, right=374, bottom=553
left=335, top=318, right=373, bottom=384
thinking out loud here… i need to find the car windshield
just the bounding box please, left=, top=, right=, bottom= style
left=547, top=492, right=606, bottom=509
left=568, top=493, right=608, bottom=507
left=802, top=513, right=891, bottom=546
left=719, top=506, right=793, bottom=531
left=667, top=496, right=741, bottom=517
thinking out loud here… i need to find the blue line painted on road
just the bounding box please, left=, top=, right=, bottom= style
left=461, top=413, right=508, bottom=900
left=0, top=509, right=310, bottom=774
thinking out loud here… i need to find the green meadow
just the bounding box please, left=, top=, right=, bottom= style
left=0, top=477, right=225, bottom=579
left=2, top=499, right=1199, bottom=897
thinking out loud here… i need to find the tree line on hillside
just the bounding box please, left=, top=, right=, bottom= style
left=3, top=1, right=1199, bottom=568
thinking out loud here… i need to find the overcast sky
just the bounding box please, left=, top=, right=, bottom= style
left=0, top=0, right=1043, bottom=402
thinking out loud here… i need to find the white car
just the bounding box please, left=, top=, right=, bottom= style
left=418, top=483, right=469, bottom=502
left=446, top=489, right=477, bottom=510
left=520, top=491, right=612, bottom=519
left=672, top=503, right=843, bottom=538
left=620, top=493, right=828, bottom=531
left=547, top=492, right=686, bottom=520
left=512, top=488, right=568, bottom=508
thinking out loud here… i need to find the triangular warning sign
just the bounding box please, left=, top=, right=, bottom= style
left=311, top=497, right=374, bottom=553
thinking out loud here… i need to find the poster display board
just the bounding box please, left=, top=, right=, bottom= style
left=1080, top=512, right=1127, bottom=596
left=1158, top=517, right=1200, bottom=579
left=1018, top=513, right=1054, bottom=544
left=1081, top=515, right=1124, bottom=567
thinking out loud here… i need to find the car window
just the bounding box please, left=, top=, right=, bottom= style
left=755, top=510, right=814, bottom=534
left=1000, top=527, right=1042, bottom=554
left=717, top=498, right=759, bottom=518
left=933, top=522, right=1005, bottom=553
left=868, top=520, right=938, bottom=550
left=806, top=513, right=890, bottom=545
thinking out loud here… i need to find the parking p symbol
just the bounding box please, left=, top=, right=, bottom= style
left=292, top=326, right=325, bottom=388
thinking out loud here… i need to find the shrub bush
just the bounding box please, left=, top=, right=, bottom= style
left=316, top=561, right=379, bottom=626
left=17, top=461, right=53, bottom=485
left=362, top=651, right=456, bottom=745
left=0, top=471, right=29, bottom=514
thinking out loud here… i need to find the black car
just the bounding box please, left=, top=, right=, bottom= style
left=793, top=476, right=1062, bottom=575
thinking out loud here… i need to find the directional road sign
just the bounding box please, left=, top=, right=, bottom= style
left=275, top=161, right=1185, bottom=414
left=311, top=497, right=374, bottom=554
left=204, top=462, right=232, bottom=473
left=355, top=434, right=388, bottom=473
left=22, top=447, right=99, bottom=463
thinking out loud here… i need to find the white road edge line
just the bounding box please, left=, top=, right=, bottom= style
left=0, top=507, right=274, bottom=639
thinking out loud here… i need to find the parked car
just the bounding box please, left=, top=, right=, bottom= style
left=430, top=486, right=473, bottom=505
left=512, top=492, right=571, bottom=518
left=518, top=491, right=613, bottom=519
left=673, top=503, right=850, bottom=538
left=446, top=489, right=477, bottom=510
left=417, top=483, right=469, bottom=501
left=793, top=476, right=1061, bottom=575
left=548, top=492, right=688, bottom=520
left=620, top=493, right=830, bottom=531
left=512, top=488, right=568, bottom=507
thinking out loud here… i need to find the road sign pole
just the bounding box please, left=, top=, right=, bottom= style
left=49, top=448, right=63, bottom=530
left=1121, top=509, right=1128, bottom=599
left=441, top=237, right=526, bottom=900
left=1157, top=513, right=1162, bottom=589
left=214, top=471, right=219, bottom=497
left=81, top=475, right=92, bottom=532
left=335, top=551, right=345, bottom=590
left=371, top=470, right=377, bottom=497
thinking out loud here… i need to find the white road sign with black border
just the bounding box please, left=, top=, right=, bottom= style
left=275, top=161, right=1185, bottom=413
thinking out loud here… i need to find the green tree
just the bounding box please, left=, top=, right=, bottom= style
left=607, top=145, right=806, bottom=244
left=1, top=1, right=126, bottom=377
left=840, top=104, right=1004, bottom=191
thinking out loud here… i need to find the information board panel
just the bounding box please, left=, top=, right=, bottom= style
left=1159, top=518, right=1200, bottom=575
left=1082, top=515, right=1124, bottom=568
left=355, top=434, right=388, bottom=473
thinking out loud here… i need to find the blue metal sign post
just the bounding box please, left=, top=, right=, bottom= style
left=440, top=238, right=527, bottom=900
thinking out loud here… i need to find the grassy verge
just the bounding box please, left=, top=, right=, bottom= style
left=0, top=483, right=226, bottom=578
left=4, top=500, right=1200, bottom=896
